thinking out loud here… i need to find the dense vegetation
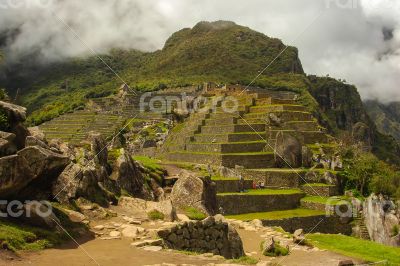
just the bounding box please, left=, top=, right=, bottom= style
left=0, top=20, right=398, bottom=167
left=338, top=140, right=400, bottom=199
left=0, top=21, right=302, bottom=125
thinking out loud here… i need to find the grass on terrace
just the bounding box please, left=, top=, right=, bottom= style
left=226, top=208, right=324, bottom=221
left=303, top=183, right=335, bottom=187
left=218, top=188, right=302, bottom=196
left=307, top=234, right=400, bottom=265
left=301, top=196, right=348, bottom=205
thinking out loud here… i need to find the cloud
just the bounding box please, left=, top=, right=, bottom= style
left=0, top=0, right=399, bottom=102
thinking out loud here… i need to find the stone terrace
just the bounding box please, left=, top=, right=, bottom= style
left=165, top=86, right=345, bottom=231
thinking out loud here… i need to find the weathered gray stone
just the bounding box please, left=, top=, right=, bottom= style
left=21, top=201, right=60, bottom=229
left=17, top=146, right=69, bottom=180
left=338, top=260, right=354, bottom=266
left=158, top=215, right=244, bottom=259
left=110, top=149, right=144, bottom=196
left=170, top=170, right=217, bottom=215
left=27, top=126, right=46, bottom=142
left=363, top=195, right=400, bottom=247
left=0, top=131, right=17, bottom=156
left=275, top=132, right=302, bottom=168
left=0, top=101, right=26, bottom=122
left=293, top=228, right=305, bottom=245
left=119, top=196, right=177, bottom=222
left=0, top=145, right=69, bottom=198
left=109, top=231, right=121, bottom=237
left=25, top=136, right=49, bottom=149
left=63, top=209, right=86, bottom=223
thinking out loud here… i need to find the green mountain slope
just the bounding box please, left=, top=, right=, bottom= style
left=0, top=20, right=398, bottom=163
left=0, top=21, right=302, bottom=124
left=364, top=100, right=400, bottom=142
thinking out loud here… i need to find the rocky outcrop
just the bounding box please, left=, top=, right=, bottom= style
left=110, top=149, right=144, bottom=196
left=0, top=101, right=29, bottom=149
left=274, top=131, right=301, bottom=168
left=363, top=195, right=400, bottom=247
left=157, top=216, right=244, bottom=259
left=20, top=201, right=61, bottom=229
left=118, top=196, right=176, bottom=222
left=170, top=170, right=217, bottom=215
left=52, top=162, right=114, bottom=206
left=0, top=131, right=17, bottom=156
left=52, top=135, right=147, bottom=205
left=352, top=122, right=372, bottom=148
left=0, top=145, right=69, bottom=199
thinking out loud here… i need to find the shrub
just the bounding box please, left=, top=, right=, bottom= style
left=229, top=256, right=259, bottom=265
left=184, top=207, right=207, bottom=220
left=391, top=225, right=399, bottom=237
left=260, top=240, right=289, bottom=257
left=147, top=210, right=165, bottom=220
left=0, top=109, right=9, bottom=131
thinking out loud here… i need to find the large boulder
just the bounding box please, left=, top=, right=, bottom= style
left=88, top=132, right=108, bottom=167
left=52, top=162, right=114, bottom=206
left=0, top=101, right=26, bottom=122
left=0, top=101, right=29, bottom=149
left=0, top=131, right=17, bottom=156
left=274, top=131, right=302, bottom=168
left=363, top=195, right=400, bottom=247
left=118, top=196, right=176, bottom=221
left=17, top=146, right=69, bottom=181
left=109, top=149, right=144, bottom=196
left=0, top=154, right=35, bottom=197
left=20, top=201, right=61, bottom=229
left=170, top=170, right=217, bottom=215
left=0, top=146, right=69, bottom=198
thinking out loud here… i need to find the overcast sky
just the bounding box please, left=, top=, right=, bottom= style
left=0, top=0, right=399, bottom=102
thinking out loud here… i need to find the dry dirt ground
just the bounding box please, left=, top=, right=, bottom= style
left=0, top=206, right=359, bottom=266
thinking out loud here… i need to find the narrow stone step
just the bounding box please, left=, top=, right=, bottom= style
left=166, top=152, right=275, bottom=168
left=190, top=132, right=267, bottom=143
left=249, top=104, right=307, bottom=113
left=204, top=117, right=237, bottom=126
left=200, top=124, right=265, bottom=134
left=217, top=189, right=304, bottom=215
left=213, top=179, right=253, bottom=193
left=185, top=141, right=273, bottom=153
left=241, top=168, right=306, bottom=188
left=265, top=130, right=329, bottom=144
left=301, top=183, right=339, bottom=197
left=221, top=152, right=275, bottom=168
left=243, top=111, right=313, bottom=121
left=264, top=122, right=320, bottom=132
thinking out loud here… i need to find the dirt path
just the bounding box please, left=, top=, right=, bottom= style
left=0, top=210, right=359, bottom=266
left=1, top=229, right=357, bottom=266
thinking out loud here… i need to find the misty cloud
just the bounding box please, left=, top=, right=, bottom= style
left=0, top=0, right=399, bottom=102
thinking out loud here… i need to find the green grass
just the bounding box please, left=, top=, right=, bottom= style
left=0, top=208, right=85, bottom=253
left=226, top=208, right=324, bottom=221
left=229, top=256, right=259, bottom=264
left=260, top=240, right=289, bottom=257
left=303, top=183, right=335, bottom=187
left=147, top=210, right=165, bottom=220
left=218, top=188, right=302, bottom=196
left=134, top=156, right=165, bottom=185
left=307, top=234, right=400, bottom=265
left=183, top=207, right=207, bottom=221
left=133, top=156, right=163, bottom=172
left=301, top=196, right=347, bottom=205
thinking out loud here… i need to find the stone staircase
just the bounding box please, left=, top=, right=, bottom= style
left=165, top=87, right=349, bottom=232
